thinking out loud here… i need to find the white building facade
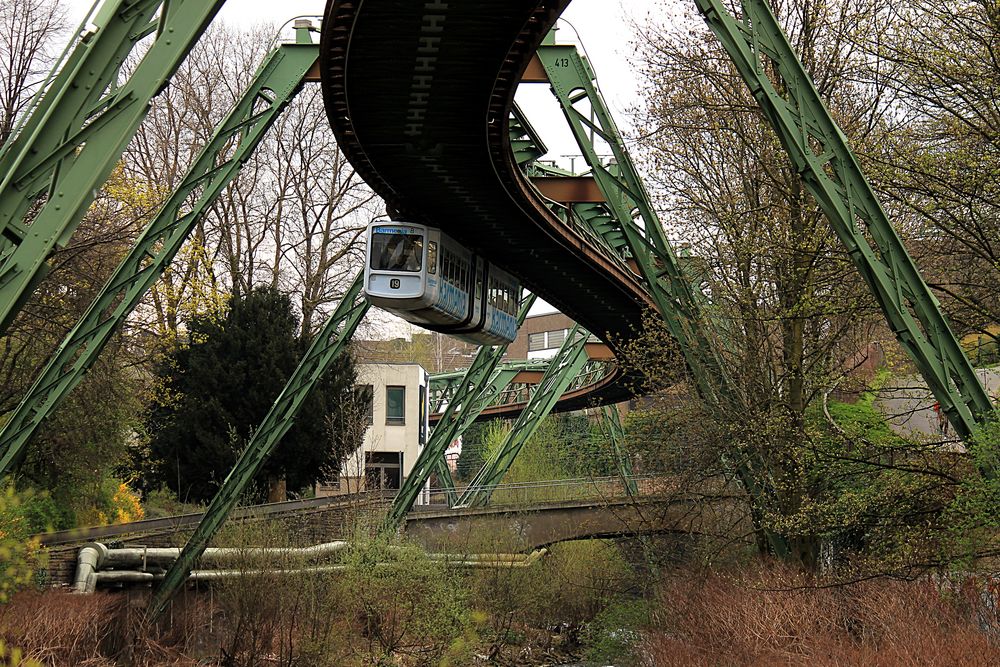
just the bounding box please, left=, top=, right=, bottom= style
left=317, top=363, right=431, bottom=504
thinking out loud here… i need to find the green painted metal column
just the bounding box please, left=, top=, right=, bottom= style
left=457, top=325, right=591, bottom=508
left=432, top=457, right=458, bottom=506
left=533, top=39, right=791, bottom=556
left=0, top=34, right=321, bottom=478
left=599, top=405, right=637, bottom=495
left=149, top=273, right=369, bottom=619
left=383, top=294, right=537, bottom=529
left=691, top=0, right=995, bottom=443
left=535, top=42, right=733, bottom=407
left=0, top=0, right=228, bottom=333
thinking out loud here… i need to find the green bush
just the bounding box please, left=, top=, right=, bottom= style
left=0, top=488, right=48, bottom=603
left=582, top=597, right=651, bottom=665
left=341, top=538, right=471, bottom=666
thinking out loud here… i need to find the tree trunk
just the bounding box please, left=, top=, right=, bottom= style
left=267, top=476, right=287, bottom=503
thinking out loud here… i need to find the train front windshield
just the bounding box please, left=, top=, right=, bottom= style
left=370, top=231, right=423, bottom=272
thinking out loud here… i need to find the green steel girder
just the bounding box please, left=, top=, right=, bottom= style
left=0, top=34, right=321, bottom=478
left=383, top=293, right=536, bottom=530
left=433, top=457, right=458, bottom=506
left=534, top=42, right=733, bottom=407
left=692, top=0, right=995, bottom=443
left=149, top=272, right=369, bottom=619
left=457, top=324, right=591, bottom=507
left=0, top=0, right=227, bottom=333
left=599, top=405, right=638, bottom=495
left=430, top=358, right=614, bottom=423
left=532, top=42, right=792, bottom=556
left=509, top=103, right=548, bottom=166
left=428, top=360, right=549, bottom=416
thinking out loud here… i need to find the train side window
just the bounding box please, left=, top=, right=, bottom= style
left=427, top=241, right=438, bottom=275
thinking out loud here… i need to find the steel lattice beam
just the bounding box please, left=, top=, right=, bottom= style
left=0, top=0, right=227, bottom=333
left=599, top=405, right=637, bottom=495
left=457, top=324, right=591, bottom=507
left=533, top=38, right=791, bottom=556
left=535, top=42, right=733, bottom=407
left=149, top=273, right=369, bottom=618
left=0, top=34, right=321, bottom=478
left=692, top=0, right=995, bottom=444
left=383, top=293, right=536, bottom=529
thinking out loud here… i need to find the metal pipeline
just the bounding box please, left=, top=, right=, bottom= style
left=74, top=541, right=350, bottom=593
left=75, top=542, right=547, bottom=593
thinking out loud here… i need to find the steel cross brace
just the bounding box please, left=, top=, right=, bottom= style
left=0, top=0, right=228, bottom=333
left=534, top=40, right=793, bottom=555
left=428, top=360, right=551, bottom=415
left=149, top=273, right=369, bottom=619
left=0, top=36, right=321, bottom=478
left=383, top=293, right=537, bottom=530
left=599, top=405, right=638, bottom=495
left=692, top=0, right=996, bottom=442
left=432, top=457, right=458, bottom=506
left=534, top=41, right=733, bottom=408
left=457, top=324, right=591, bottom=507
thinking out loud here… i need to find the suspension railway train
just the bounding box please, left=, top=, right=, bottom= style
left=363, top=220, right=521, bottom=345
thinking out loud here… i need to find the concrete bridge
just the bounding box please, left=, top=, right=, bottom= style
left=403, top=477, right=744, bottom=552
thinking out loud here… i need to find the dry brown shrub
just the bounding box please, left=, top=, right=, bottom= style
left=0, top=589, right=201, bottom=666
left=641, top=562, right=999, bottom=666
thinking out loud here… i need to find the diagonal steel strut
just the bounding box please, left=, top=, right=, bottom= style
left=383, top=293, right=537, bottom=529
left=149, top=272, right=369, bottom=619
left=0, top=0, right=228, bottom=333
left=691, top=0, right=995, bottom=445
left=533, top=37, right=790, bottom=556
left=457, top=324, right=591, bottom=507
left=0, top=35, right=321, bottom=478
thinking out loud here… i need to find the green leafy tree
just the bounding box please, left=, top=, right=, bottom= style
left=145, top=286, right=364, bottom=503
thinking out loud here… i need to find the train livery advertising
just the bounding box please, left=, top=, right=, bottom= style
left=363, top=220, right=520, bottom=346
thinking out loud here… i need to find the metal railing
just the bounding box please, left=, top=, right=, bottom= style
left=414, top=474, right=676, bottom=510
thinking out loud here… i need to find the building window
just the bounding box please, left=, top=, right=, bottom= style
left=386, top=385, right=405, bottom=424
left=528, top=332, right=545, bottom=352
left=547, top=328, right=566, bottom=348
left=357, top=384, right=374, bottom=425
left=365, top=452, right=402, bottom=490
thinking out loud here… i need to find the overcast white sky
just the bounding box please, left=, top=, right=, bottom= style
left=63, top=0, right=674, bottom=326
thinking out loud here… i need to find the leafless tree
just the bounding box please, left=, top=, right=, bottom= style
left=0, top=0, right=65, bottom=145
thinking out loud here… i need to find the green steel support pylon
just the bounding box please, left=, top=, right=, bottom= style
left=383, top=294, right=536, bottom=529
left=432, top=458, right=458, bottom=506
left=534, top=39, right=790, bottom=557
left=0, top=0, right=228, bottom=333
left=599, top=405, right=638, bottom=495
left=535, top=42, right=732, bottom=407
left=692, top=0, right=995, bottom=443
left=149, top=273, right=369, bottom=619
left=457, top=325, right=590, bottom=507
left=0, top=34, right=321, bottom=478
